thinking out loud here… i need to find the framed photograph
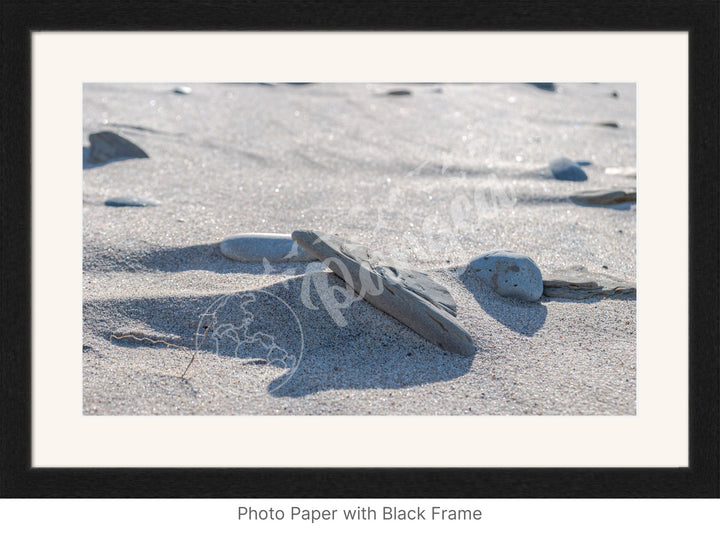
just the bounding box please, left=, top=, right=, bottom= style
left=1, top=1, right=717, bottom=499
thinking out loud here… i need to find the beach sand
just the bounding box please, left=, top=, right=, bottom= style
left=83, top=82, right=636, bottom=415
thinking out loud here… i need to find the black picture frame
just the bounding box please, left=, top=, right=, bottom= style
left=1, top=0, right=718, bottom=498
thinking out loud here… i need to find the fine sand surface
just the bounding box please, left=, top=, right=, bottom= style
left=83, top=82, right=636, bottom=415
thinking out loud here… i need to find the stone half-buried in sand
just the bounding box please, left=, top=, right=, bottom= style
left=88, top=131, right=149, bottom=164
left=542, top=267, right=636, bottom=299
left=467, top=250, right=544, bottom=302
left=569, top=188, right=636, bottom=207
left=291, top=230, right=476, bottom=356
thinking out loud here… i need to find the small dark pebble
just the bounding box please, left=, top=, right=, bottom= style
left=611, top=91, right=619, bottom=98
left=575, top=160, right=593, bottom=167
left=385, top=89, right=412, bottom=96
left=602, top=265, right=608, bottom=269
left=596, top=121, right=620, bottom=128
left=105, top=196, right=160, bottom=207
left=549, top=157, right=588, bottom=181
left=528, top=82, right=556, bottom=92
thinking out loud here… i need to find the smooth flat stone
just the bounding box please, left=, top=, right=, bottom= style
left=549, top=157, right=588, bottom=181
left=595, top=121, right=620, bottom=128
left=543, top=267, right=636, bottom=299
left=570, top=188, right=636, bottom=207
left=104, top=196, right=160, bottom=207
left=468, top=250, right=544, bottom=302
left=292, top=230, right=475, bottom=356
left=88, top=131, right=149, bottom=163
left=220, top=233, right=315, bottom=263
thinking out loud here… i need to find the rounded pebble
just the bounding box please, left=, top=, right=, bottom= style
left=220, top=233, right=316, bottom=263
left=549, top=157, right=588, bottom=181
left=104, top=196, right=160, bottom=207
left=173, top=86, right=192, bottom=94
left=468, top=250, right=544, bottom=302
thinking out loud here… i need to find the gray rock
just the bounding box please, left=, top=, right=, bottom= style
left=292, top=230, right=475, bottom=356
left=542, top=267, right=636, bottom=299
left=220, top=233, right=315, bottom=263
left=570, top=188, right=636, bottom=207
left=172, top=86, right=192, bottom=94
left=385, top=89, right=412, bottom=96
left=528, top=82, right=556, bottom=92
left=88, top=131, right=149, bottom=163
left=104, top=196, right=160, bottom=207
left=549, top=157, right=588, bottom=181
left=468, top=250, right=544, bottom=302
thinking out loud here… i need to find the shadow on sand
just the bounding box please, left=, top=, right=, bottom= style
left=84, top=243, right=314, bottom=275
left=459, top=270, right=548, bottom=336
left=99, top=273, right=475, bottom=398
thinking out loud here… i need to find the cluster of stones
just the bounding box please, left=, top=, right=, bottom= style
left=218, top=230, right=634, bottom=357
left=213, top=153, right=635, bottom=353
left=291, top=230, right=475, bottom=356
